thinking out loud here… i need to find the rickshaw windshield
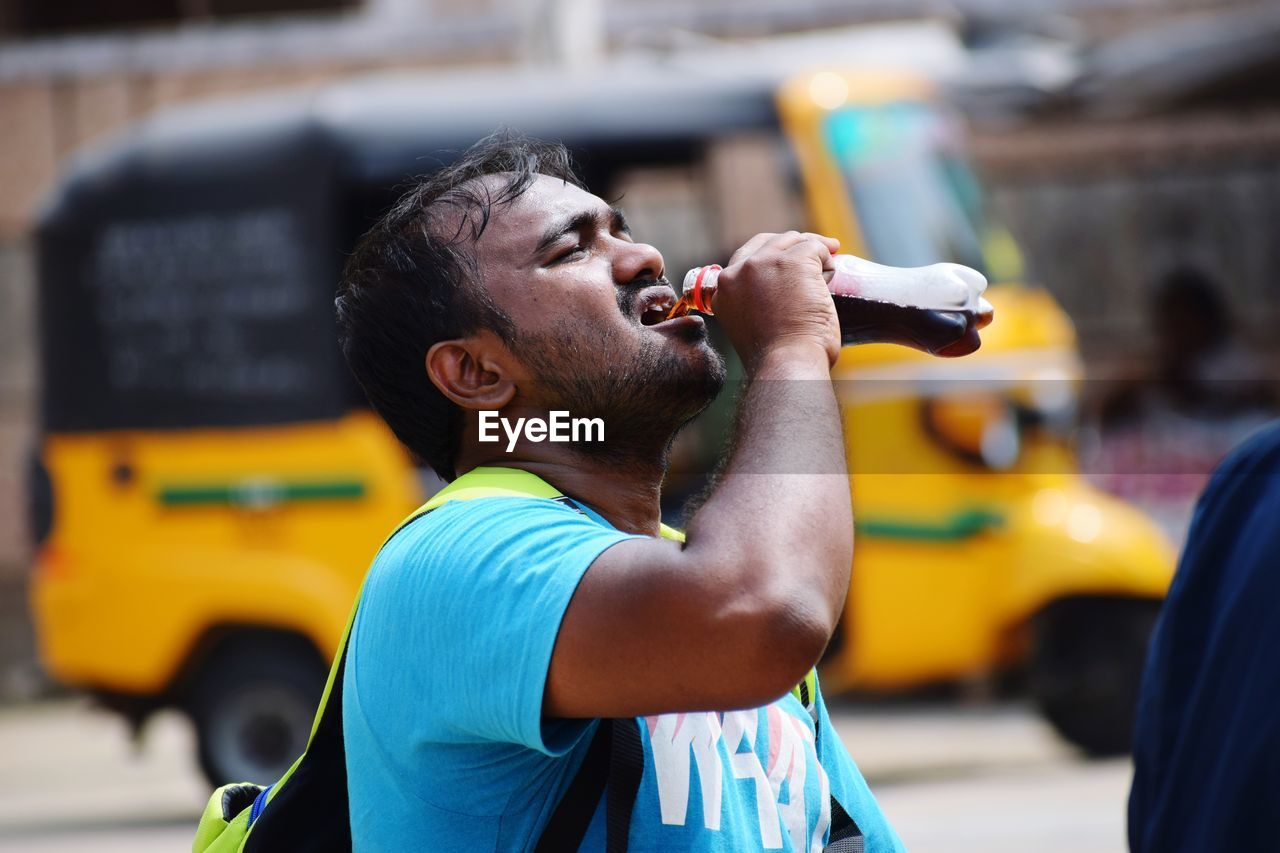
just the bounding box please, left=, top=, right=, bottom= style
left=825, top=101, right=988, bottom=276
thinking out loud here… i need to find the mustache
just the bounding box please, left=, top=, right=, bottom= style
left=616, top=275, right=672, bottom=316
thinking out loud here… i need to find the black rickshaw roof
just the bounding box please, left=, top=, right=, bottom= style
left=36, top=65, right=781, bottom=434
left=42, top=64, right=781, bottom=220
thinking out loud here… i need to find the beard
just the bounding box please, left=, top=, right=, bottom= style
left=514, top=286, right=726, bottom=465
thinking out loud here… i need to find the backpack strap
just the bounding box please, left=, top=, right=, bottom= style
left=240, top=496, right=445, bottom=851
left=533, top=720, right=612, bottom=853
left=800, top=670, right=864, bottom=852
left=530, top=715, right=645, bottom=853
left=826, top=798, right=866, bottom=853
left=534, top=673, right=863, bottom=853
left=606, top=718, right=644, bottom=853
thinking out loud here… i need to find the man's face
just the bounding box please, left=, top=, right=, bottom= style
left=470, top=174, right=725, bottom=453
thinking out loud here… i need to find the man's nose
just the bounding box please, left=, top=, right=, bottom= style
left=613, top=239, right=665, bottom=285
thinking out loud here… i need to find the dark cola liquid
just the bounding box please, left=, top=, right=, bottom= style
left=833, top=293, right=985, bottom=358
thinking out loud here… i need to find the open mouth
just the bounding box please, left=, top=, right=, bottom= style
left=637, top=289, right=677, bottom=326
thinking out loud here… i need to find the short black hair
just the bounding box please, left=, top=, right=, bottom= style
left=336, top=132, right=584, bottom=480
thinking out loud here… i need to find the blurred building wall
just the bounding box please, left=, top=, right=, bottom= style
left=0, top=235, right=33, bottom=566
left=971, top=109, right=1280, bottom=373
left=0, top=0, right=1260, bottom=229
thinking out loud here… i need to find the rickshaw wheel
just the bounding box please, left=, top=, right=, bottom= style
left=1029, top=596, right=1162, bottom=757
left=185, top=632, right=327, bottom=789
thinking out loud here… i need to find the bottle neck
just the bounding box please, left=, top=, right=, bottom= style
left=680, top=264, right=722, bottom=314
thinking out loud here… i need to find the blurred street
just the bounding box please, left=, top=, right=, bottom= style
left=0, top=698, right=1130, bottom=852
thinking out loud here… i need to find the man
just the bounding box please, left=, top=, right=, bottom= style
left=335, top=133, right=905, bottom=851
left=1129, top=420, right=1280, bottom=852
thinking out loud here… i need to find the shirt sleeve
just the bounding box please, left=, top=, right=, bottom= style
left=351, top=496, right=637, bottom=756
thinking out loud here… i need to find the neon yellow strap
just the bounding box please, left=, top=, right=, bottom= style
left=790, top=668, right=819, bottom=715
left=420, top=466, right=565, bottom=511
left=417, top=467, right=685, bottom=541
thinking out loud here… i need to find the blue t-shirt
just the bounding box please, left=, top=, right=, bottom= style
left=343, top=495, right=905, bottom=852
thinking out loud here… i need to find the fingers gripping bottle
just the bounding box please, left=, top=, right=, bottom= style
left=672, top=254, right=995, bottom=357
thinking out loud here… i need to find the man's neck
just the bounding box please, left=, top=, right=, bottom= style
left=455, top=448, right=667, bottom=536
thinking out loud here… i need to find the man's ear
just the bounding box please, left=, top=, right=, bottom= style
left=426, top=334, right=516, bottom=410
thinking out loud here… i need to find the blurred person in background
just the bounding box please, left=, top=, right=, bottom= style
left=1128, top=419, right=1280, bottom=852
left=1089, top=266, right=1276, bottom=543
left=1102, top=266, right=1273, bottom=425
left=333, top=134, right=904, bottom=851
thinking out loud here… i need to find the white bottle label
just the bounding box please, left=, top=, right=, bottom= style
left=828, top=255, right=990, bottom=314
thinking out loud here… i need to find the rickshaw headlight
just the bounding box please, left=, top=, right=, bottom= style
left=922, top=394, right=1021, bottom=470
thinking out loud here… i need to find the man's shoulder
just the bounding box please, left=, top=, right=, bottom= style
left=1191, top=420, right=1280, bottom=543
left=1214, top=420, right=1280, bottom=478
left=368, top=494, right=627, bottom=593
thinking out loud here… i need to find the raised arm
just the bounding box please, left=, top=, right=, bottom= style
left=545, top=232, right=853, bottom=718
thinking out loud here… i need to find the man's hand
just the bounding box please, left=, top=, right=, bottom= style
left=710, top=231, right=842, bottom=371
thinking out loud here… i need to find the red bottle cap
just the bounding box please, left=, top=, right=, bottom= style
left=692, top=264, right=721, bottom=314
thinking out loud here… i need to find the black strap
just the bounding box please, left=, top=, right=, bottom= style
left=534, top=720, right=613, bottom=853
left=243, top=509, right=443, bottom=852
left=552, top=495, right=586, bottom=514
left=243, top=638, right=354, bottom=851
left=220, top=784, right=264, bottom=821
left=538, top=706, right=860, bottom=853
left=810, top=705, right=863, bottom=852
left=827, top=797, right=865, bottom=853
left=606, top=719, right=644, bottom=853
left=533, top=716, right=644, bottom=853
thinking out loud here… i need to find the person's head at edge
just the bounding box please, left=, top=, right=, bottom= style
left=1150, top=265, right=1232, bottom=380
left=336, top=132, right=727, bottom=501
